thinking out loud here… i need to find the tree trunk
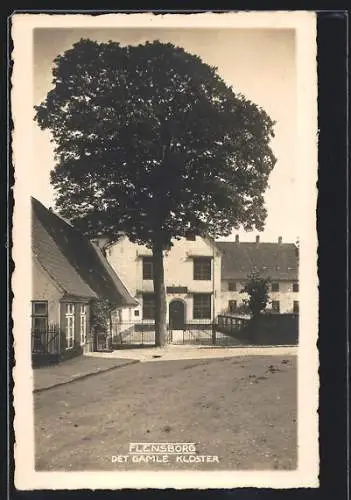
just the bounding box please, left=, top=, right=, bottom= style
left=152, top=242, right=167, bottom=347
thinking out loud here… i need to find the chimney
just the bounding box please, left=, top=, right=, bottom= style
left=278, top=236, right=282, bottom=244
left=235, top=234, right=239, bottom=243
left=256, top=235, right=260, bottom=244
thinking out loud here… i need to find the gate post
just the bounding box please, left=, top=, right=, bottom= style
left=167, top=321, right=173, bottom=344
left=212, top=322, right=216, bottom=345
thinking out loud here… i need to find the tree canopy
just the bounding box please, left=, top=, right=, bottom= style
left=34, top=38, right=276, bottom=251
left=240, top=271, right=271, bottom=318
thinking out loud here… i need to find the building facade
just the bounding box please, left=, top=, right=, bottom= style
left=99, top=234, right=299, bottom=328
left=100, top=234, right=222, bottom=328
left=217, top=236, right=299, bottom=315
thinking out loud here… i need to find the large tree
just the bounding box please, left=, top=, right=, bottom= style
left=34, top=39, right=276, bottom=346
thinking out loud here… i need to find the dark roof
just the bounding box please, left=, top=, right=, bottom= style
left=31, top=197, right=137, bottom=307
left=216, top=241, right=298, bottom=281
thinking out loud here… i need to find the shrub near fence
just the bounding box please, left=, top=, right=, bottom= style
left=248, top=313, right=299, bottom=345
left=220, top=313, right=299, bottom=346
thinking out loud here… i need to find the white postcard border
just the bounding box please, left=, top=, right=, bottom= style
left=11, top=11, right=319, bottom=490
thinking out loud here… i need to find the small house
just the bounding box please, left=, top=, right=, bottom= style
left=31, top=197, right=137, bottom=364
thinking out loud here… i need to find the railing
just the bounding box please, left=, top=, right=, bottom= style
left=216, top=315, right=250, bottom=335
left=111, top=321, right=157, bottom=347
left=170, top=322, right=214, bottom=345
left=31, top=325, right=61, bottom=355
left=110, top=318, right=250, bottom=347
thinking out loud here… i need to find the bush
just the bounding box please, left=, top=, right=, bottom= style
left=240, top=271, right=270, bottom=318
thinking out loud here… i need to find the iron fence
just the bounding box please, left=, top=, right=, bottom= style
left=110, top=317, right=249, bottom=347
left=169, top=323, right=214, bottom=345
left=111, top=321, right=158, bottom=347
left=31, top=324, right=61, bottom=354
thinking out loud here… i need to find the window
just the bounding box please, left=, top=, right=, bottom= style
left=193, top=294, right=211, bottom=319
left=142, top=257, right=153, bottom=280
left=142, top=294, right=155, bottom=320
left=228, top=281, right=237, bottom=291
left=32, top=301, right=48, bottom=316
left=293, top=300, right=299, bottom=313
left=228, top=300, right=237, bottom=313
left=193, top=258, right=211, bottom=280
left=271, top=283, right=280, bottom=292
left=293, top=282, right=299, bottom=292
left=31, top=301, right=48, bottom=332
left=134, top=310, right=140, bottom=317
left=80, top=304, right=87, bottom=345
left=271, top=301, right=280, bottom=313
left=186, top=232, right=196, bottom=241
left=65, top=303, right=75, bottom=349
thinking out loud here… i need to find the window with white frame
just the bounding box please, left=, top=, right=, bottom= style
left=65, top=303, right=75, bottom=349
left=80, top=304, right=87, bottom=345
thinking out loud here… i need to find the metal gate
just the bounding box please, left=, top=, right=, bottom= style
left=111, top=317, right=248, bottom=348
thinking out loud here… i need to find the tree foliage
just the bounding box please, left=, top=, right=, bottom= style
left=240, top=271, right=271, bottom=318
left=35, top=39, right=276, bottom=248
left=90, top=298, right=112, bottom=334
left=34, top=39, right=276, bottom=345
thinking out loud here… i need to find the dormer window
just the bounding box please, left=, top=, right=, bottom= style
left=186, top=232, right=196, bottom=241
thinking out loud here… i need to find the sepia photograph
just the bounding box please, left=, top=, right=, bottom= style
left=12, top=12, right=318, bottom=490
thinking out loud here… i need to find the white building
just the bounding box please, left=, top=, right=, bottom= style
left=92, top=234, right=299, bottom=329
left=96, top=234, right=222, bottom=328
left=217, top=235, right=299, bottom=315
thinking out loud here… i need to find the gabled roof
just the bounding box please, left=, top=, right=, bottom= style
left=216, top=241, right=298, bottom=281
left=31, top=197, right=137, bottom=307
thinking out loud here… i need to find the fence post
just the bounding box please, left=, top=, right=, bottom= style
left=58, top=324, right=61, bottom=354
left=212, top=322, right=216, bottom=345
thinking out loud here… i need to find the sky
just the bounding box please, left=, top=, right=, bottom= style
left=33, top=27, right=297, bottom=243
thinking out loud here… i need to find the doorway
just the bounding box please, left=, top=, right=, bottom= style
left=169, top=300, right=185, bottom=330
